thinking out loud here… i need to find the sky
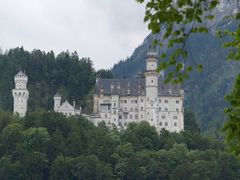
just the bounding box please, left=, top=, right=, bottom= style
left=0, top=0, right=149, bottom=70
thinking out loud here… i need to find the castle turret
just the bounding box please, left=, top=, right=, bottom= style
left=145, top=49, right=159, bottom=125
left=12, top=71, right=29, bottom=117
left=54, top=92, right=61, bottom=111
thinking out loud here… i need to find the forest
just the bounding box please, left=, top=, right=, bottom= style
left=0, top=110, right=240, bottom=180
left=0, top=47, right=100, bottom=112
left=0, top=47, right=240, bottom=179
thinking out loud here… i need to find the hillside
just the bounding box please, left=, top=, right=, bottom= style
left=112, top=2, right=240, bottom=132
left=0, top=47, right=96, bottom=112
left=1, top=110, right=240, bottom=179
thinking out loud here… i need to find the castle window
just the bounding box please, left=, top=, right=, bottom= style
left=130, top=115, right=133, bottom=119
left=165, top=108, right=168, bottom=111
left=135, top=108, right=138, bottom=111
left=130, top=108, right=133, bottom=112
left=151, top=80, right=153, bottom=83
left=176, top=108, right=179, bottom=112
left=159, top=107, right=161, bottom=110
left=151, top=118, right=153, bottom=121
left=105, top=114, right=107, bottom=118
left=141, top=107, right=143, bottom=110
left=176, top=100, right=180, bottom=104
left=165, top=122, right=168, bottom=126
left=119, top=115, right=122, bottom=119
left=173, top=116, right=178, bottom=119
left=159, top=122, right=162, bottom=126
left=135, top=114, right=138, bottom=119
left=174, top=122, right=177, bottom=127
left=159, top=99, right=161, bottom=103
left=165, top=100, right=168, bottom=103
left=141, top=99, right=144, bottom=102
left=124, top=100, right=127, bottom=103
left=141, top=114, right=143, bottom=119
left=161, top=115, right=166, bottom=119
left=114, top=103, right=116, bottom=106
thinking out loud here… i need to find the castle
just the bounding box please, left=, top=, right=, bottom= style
left=53, top=92, right=81, bottom=116
left=91, top=51, right=184, bottom=133
left=12, top=71, right=29, bottom=117
left=12, top=50, right=184, bottom=132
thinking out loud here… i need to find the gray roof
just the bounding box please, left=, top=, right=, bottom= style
left=96, top=77, right=183, bottom=97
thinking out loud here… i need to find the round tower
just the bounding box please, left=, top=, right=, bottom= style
left=12, top=71, right=29, bottom=117
left=54, top=92, right=61, bottom=111
left=145, top=50, right=159, bottom=125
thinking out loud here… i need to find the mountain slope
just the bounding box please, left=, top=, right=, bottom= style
left=112, top=2, right=240, bottom=132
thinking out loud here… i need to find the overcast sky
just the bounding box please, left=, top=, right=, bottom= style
left=0, top=0, right=149, bottom=70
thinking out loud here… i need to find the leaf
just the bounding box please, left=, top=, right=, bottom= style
left=197, top=64, right=203, bottom=72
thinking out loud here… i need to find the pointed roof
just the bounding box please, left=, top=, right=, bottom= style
left=58, top=100, right=74, bottom=111
left=15, top=70, right=27, bottom=77
left=54, top=91, right=61, bottom=97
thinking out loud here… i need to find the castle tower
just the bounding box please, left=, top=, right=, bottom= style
left=145, top=49, right=159, bottom=126
left=12, top=71, right=29, bottom=117
left=54, top=92, right=61, bottom=111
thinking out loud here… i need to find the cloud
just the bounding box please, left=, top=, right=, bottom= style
left=0, top=0, right=149, bottom=69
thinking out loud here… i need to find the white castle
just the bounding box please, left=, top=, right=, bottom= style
left=12, top=71, right=29, bottom=117
left=91, top=50, right=184, bottom=133
left=53, top=92, right=81, bottom=117
left=11, top=50, right=184, bottom=133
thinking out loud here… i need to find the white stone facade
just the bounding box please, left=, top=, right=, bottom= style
left=91, top=51, right=184, bottom=133
left=12, top=71, right=29, bottom=117
left=54, top=93, right=81, bottom=117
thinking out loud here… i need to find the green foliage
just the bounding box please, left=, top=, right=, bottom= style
left=135, top=0, right=220, bottom=83
left=0, top=47, right=96, bottom=111
left=96, top=69, right=114, bottom=79
left=224, top=73, right=240, bottom=156
left=0, top=110, right=239, bottom=179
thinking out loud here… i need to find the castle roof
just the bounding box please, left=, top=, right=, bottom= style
left=15, top=70, right=27, bottom=76
left=96, top=77, right=183, bottom=97
left=58, top=100, right=74, bottom=111
left=54, top=92, right=61, bottom=97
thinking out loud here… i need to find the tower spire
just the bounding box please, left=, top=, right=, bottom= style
left=12, top=71, right=29, bottom=117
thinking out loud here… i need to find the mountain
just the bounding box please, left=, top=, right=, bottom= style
left=112, top=1, right=240, bottom=132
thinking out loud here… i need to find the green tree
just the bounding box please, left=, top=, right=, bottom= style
left=184, top=110, right=200, bottom=133
left=1, top=122, right=23, bottom=154
left=122, top=122, right=159, bottom=151
left=224, top=74, right=240, bottom=155
left=96, top=69, right=113, bottom=79
left=135, top=0, right=240, bottom=155
left=50, top=155, right=75, bottom=180
left=0, top=155, right=24, bottom=179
